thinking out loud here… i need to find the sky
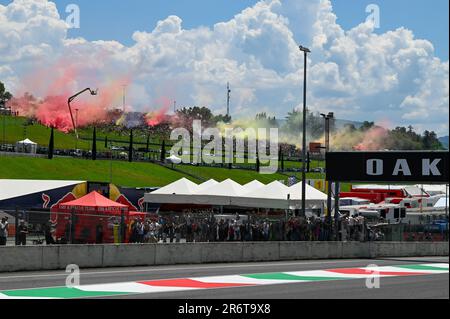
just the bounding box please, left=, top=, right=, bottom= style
left=0, top=0, right=448, bottom=135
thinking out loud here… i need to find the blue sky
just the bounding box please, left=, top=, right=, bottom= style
left=0, top=0, right=448, bottom=135
left=2, top=0, right=446, bottom=60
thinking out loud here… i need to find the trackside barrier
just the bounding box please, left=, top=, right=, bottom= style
left=0, top=242, right=448, bottom=272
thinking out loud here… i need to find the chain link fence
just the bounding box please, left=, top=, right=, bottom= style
left=1, top=209, right=448, bottom=246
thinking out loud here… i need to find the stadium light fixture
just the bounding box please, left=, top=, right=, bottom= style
left=68, top=88, right=98, bottom=139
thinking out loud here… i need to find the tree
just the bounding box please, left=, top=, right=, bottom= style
left=256, top=155, right=260, bottom=173
left=360, top=121, right=375, bottom=131
left=343, top=123, right=357, bottom=132
left=0, top=81, right=12, bottom=107
left=422, top=130, right=443, bottom=150
left=104, top=136, right=108, bottom=148
left=146, top=133, right=150, bottom=153
left=279, top=146, right=284, bottom=172
left=92, top=127, right=97, bottom=160
left=160, top=140, right=166, bottom=162
left=48, top=127, right=54, bottom=160
left=175, top=106, right=217, bottom=130
left=213, top=114, right=231, bottom=123
left=128, top=129, right=133, bottom=162
left=177, top=106, right=213, bottom=122
left=283, top=108, right=324, bottom=140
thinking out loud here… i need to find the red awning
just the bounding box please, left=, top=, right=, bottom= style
left=60, top=191, right=128, bottom=209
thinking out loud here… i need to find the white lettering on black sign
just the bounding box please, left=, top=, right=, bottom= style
left=422, top=159, right=441, bottom=176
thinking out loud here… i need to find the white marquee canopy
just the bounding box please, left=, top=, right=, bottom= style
left=144, top=178, right=328, bottom=210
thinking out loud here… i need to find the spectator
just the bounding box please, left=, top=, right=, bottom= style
left=262, top=220, right=270, bottom=241
left=174, top=220, right=182, bottom=243
left=17, top=220, right=28, bottom=246
left=143, top=220, right=151, bottom=243
left=208, top=219, right=216, bottom=242
left=228, top=221, right=235, bottom=241
left=185, top=216, right=193, bottom=243
left=95, top=223, right=104, bottom=244
left=233, top=220, right=240, bottom=241
left=0, top=217, right=8, bottom=246
left=129, top=219, right=138, bottom=243
left=137, top=220, right=145, bottom=243
left=43, top=220, right=56, bottom=245
left=167, top=220, right=175, bottom=243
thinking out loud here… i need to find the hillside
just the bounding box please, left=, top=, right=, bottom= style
left=438, top=136, right=449, bottom=149
left=0, top=115, right=159, bottom=151
left=0, top=156, right=308, bottom=187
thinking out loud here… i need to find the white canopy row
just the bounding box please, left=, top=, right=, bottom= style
left=144, top=178, right=328, bottom=210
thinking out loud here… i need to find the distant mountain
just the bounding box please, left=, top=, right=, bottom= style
left=439, top=136, right=449, bottom=149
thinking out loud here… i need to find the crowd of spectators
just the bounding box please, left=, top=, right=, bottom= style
left=127, top=213, right=375, bottom=243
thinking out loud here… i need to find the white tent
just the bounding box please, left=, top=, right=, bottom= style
left=288, top=182, right=329, bottom=201
left=195, top=179, right=245, bottom=196
left=0, top=179, right=84, bottom=201
left=242, top=180, right=265, bottom=193
left=15, top=138, right=37, bottom=154
left=190, top=179, right=248, bottom=206
left=244, top=181, right=289, bottom=199
left=229, top=181, right=328, bottom=209
left=197, top=179, right=219, bottom=192
left=144, top=178, right=328, bottom=210
left=166, top=154, right=182, bottom=164
left=17, top=138, right=37, bottom=145
left=150, top=178, right=198, bottom=195
left=145, top=178, right=201, bottom=205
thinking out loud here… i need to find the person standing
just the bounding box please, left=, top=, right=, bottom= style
left=174, top=220, right=182, bottom=243
left=17, top=220, right=28, bottom=246
left=95, top=223, right=104, bottom=244
left=167, top=220, right=175, bottom=243
left=0, top=217, right=9, bottom=246
left=43, top=220, right=56, bottom=245
left=137, top=220, right=145, bottom=243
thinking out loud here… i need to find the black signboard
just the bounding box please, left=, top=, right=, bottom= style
left=87, top=181, right=110, bottom=198
left=326, top=151, right=449, bottom=183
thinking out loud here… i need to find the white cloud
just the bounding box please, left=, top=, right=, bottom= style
left=0, top=0, right=448, bottom=135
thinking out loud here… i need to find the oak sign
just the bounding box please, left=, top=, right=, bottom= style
left=326, top=151, right=449, bottom=183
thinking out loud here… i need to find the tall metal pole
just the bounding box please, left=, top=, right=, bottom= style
left=2, top=112, right=5, bottom=150
left=444, top=185, right=448, bottom=246
left=68, top=88, right=97, bottom=139
left=109, top=142, right=113, bottom=184
left=68, top=100, right=77, bottom=139
left=299, top=45, right=310, bottom=217
left=334, top=182, right=340, bottom=241
left=75, top=109, right=79, bottom=130
left=326, top=117, right=332, bottom=223
left=75, top=109, right=79, bottom=149
left=226, top=82, right=231, bottom=118
left=122, top=85, right=126, bottom=113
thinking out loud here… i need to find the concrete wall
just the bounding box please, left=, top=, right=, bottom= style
left=0, top=242, right=448, bottom=272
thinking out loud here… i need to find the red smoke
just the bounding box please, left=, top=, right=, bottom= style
left=7, top=58, right=131, bottom=132
left=145, top=97, right=171, bottom=127
left=353, top=126, right=389, bottom=150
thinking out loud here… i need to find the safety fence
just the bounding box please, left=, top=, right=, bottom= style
left=1, top=210, right=448, bottom=246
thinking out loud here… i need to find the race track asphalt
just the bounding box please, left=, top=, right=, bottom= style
left=0, top=256, right=448, bottom=299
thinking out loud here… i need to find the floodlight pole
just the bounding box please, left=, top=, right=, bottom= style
left=299, top=45, right=310, bottom=217
left=68, top=88, right=98, bottom=139
left=321, top=113, right=333, bottom=222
